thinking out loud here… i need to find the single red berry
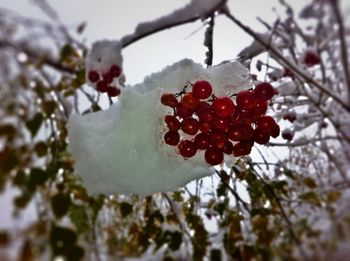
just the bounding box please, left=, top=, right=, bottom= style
left=208, top=131, right=228, bottom=149
left=194, top=133, right=209, bottom=150
left=282, top=112, right=297, bottom=123
left=282, top=129, right=294, bottom=141
left=199, top=122, right=211, bottom=133
left=256, top=116, right=277, bottom=134
left=223, top=141, right=234, bottom=154
left=88, top=70, right=99, bottom=83
left=252, top=100, right=268, bottom=116
left=178, top=140, right=197, bottom=158
left=197, top=107, right=215, bottom=123
left=271, top=124, right=280, bottom=138
left=254, top=82, right=275, bottom=101
left=283, top=68, right=294, bottom=78
left=107, top=87, right=121, bottom=97
left=235, top=110, right=257, bottom=125
left=96, top=81, right=108, bottom=93
left=165, top=115, right=181, bottom=131
left=164, top=131, right=180, bottom=146
left=232, top=142, right=253, bottom=157
left=212, top=96, right=236, bottom=118
left=236, top=90, right=257, bottom=111
left=205, top=148, right=224, bottom=166
left=195, top=101, right=211, bottom=113
left=181, top=118, right=199, bottom=135
left=110, top=64, right=122, bottom=78
left=228, top=123, right=254, bottom=141
left=181, top=92, right=200, bottom=110
left=253, top=128, right=270, bottom=144
left=161, top=93, right=178, bottom=108
left=192, top=80, right=213, bottom=99
left=103, top=71, right=114, bottom=84
left=211, top=117, right=231, bottom=131
left=303, top=50, right=320, bottom=67
left=176, top=103, right=193, bottom=118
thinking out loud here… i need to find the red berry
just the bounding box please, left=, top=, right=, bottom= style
left=195, top=101, right=211, bottom=113
left=252, top=100, right=268, bottom=116
left=88, top=70, right=99, bottom=83
left=110, top=64, right=122, bottom=78
left=212, top=96, right=236, bottom=118
left=254, top=82, right=275, bottom=101
left=165, top=115, right=181, bottom=131
left=282, top=129, right=294, bottom=141
left=181, top=118, right=199, bottom=135
left=271, top=124, right=280, bottom=138
left=232, top=142, right=253, bottom=157
left=178, top=140, right=197, bottom=158
left=256, top=116, right=277, bottom=134
left=236, top=90, right=257, bottom=111
left=208, top=131, right=228, bottom=149
left=164, top=131, right=180, bottom=146
left=161, top=93, right=178, bottom=108
left=107, top=87, right=121, bottom=97
left=282, top=112, right=297, bottom=123
left=211, top=117, right=230, bottom=131
left=181, top=92, right=200, bottom=110
left=303, top=50, right=320, bottom=67
left=253, top=128, right=270, bottom=144
left=235, top=110, right=257, bottom=125
left=192, top=80, right=213, bottom=99
left=199, top=122, right=211, bottom=133
left=223, top=141, right=234, bottom=154
left=194, top=133, right=209, bottom=150
left=197, top=107, right=215, bottom=123
left=228, top=123, right=254, bottom=141
left=176, top=103, right=193, bottom=118
left=283, top=68, right=294, bottom=78
left=103, top=71, right=114, bottom=84
left=96, top=81, right=108, bottom=93
left=205, top=148, right=224, bottom=166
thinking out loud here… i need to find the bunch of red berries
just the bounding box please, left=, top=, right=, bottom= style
left=87, top=64, right=122, bottom=97
left=161, top=80, right=280, bottom=166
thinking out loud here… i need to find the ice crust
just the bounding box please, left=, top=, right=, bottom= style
left=68, top=59, right=251, bottom=196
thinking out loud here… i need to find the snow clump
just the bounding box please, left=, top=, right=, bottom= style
left=68, top=59, right=252, bottom=196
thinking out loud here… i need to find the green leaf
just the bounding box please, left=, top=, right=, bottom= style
left=210, top=249, right=222, bottom=261
left=303, top=177, right=317, bottom=189
left=26, top=113, right=43, bottom=137
left=327, top=191, right=341, bottom=204
left=69, top=204, right=89, bottom=234
left=60, top=44, right=74, bottom=62
left=27, top=168, right=48, bottom=191
left=34, top=141, right=48, bottom=158
left=0, top=230, right=10, bottom=246
left=163, top=230, right=182, bottom=251
left=49, top=225, right=78, bottom=256
left=51, top=193, right=71, bottom=219
left=43, top=100, right=57, bottom=116
left=0, top=124, right=17, bottom=140
left=119, top=202, right=133, bottom=218
left=299, top=191, right=321, bottom=206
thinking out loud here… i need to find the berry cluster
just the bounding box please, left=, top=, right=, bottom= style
left=87, top=64, right=122, bottom=97
left=161, top=80, right=280, bottom=166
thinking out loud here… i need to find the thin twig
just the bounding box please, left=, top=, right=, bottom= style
left=223, top=11, right=350, bottom=112
left=331, top=0, right=350, bottom=104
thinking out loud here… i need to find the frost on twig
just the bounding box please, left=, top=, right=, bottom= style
left=121, top=0, right=227, bottom=48
left=68, top=59, right=251, bottom=196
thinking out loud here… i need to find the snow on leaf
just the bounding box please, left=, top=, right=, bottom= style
left=68, top=59, right=251, bottom=196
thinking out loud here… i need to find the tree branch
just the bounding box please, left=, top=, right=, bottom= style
left=223, top=10, right=350, bottom=112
